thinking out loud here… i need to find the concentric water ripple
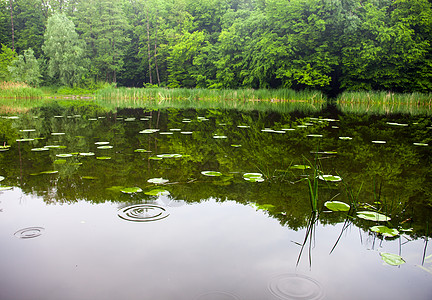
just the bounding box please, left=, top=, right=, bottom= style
left=268, top=274, right=325, bottom=300
left=195, top=291, right=240, bottom=300
left=118, top=204, right=169, bottom=222
left=14, top=227, right=45, bottom=239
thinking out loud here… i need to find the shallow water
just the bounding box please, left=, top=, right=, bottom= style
left=0, top=104, right=431, bottom=299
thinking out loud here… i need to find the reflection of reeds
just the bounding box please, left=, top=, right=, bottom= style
left=337, top=91, right=432, bottom=115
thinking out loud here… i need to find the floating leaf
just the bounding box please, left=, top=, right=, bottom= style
left=56, top=154, right=73, bottom=158
left=82, top=176, right=97, bottom=180
left=31, top=148, right=49, bottom=152
left=0, top=186, right=12, bottom=191
left=44, top=145, right=65, bottom=149
left=124, top=118, right=136, bottom=122
left=307, top=134, right=323, bottom=138
left=324, top=201, right=350, bottom=212
left=372, top=140, right=386, bottom=144
left=213, top=135, right=227, bottom=139
left=413, top=143, right=428, bottom=146
left=20, top=129, right=36, bottom=132
left=97, top=145, right=113, bottom=149
left=357, top=211, right=391, bottom=222
left=135, top=149, right=151, bottom=153
left=339, top=137, right=352, bottom=140
left=318, top=175, right=342, bottom=182
left=16, top=138, right=34, bottom=142
left=237, top=125, right=250, bottom=128
left=121, top=187, right=143, bottom=194
left=95, top=142, right=110, bottom=145
left=370, top=225, right=399, bottom=237
left=54, top=159, right=67, bottom=164
left=40, top=170, right=59, bottom=174
left=96, top=156, right=111, bottom=160
left=147, top=178, right=169, bottom=184
left=201, top=171, right=223, bottom=177
left=139, top=129, right=159, bottom=134
left=51, top=132, right=65, bottom=135
left=157, top=154, right=182, bottom=158
left=0, top=176, right=4, bottom=181
left=380, top=253, right=405, bottom=266
left=180, top=131, right=193, bottom=135
left=243, top=173, right=264, bottom=182
left=251, top=202, right=275, bottom=211
left=145, top=189, right=170, bottom=196
left=290, top=164, right=311, bottom=170
left=79, top=152, right=95, bottom=156
left=231, top=144, right=242, bottom=147
left=159, top=132, right=173, bottom=135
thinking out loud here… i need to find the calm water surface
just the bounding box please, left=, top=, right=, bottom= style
left=0, top=103, right=431, bottom=300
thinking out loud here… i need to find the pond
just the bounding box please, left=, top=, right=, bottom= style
left=0, top=101, right=431, bottom=300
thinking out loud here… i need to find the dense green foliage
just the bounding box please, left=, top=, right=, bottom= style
left=0, top=0, right=431, bottom=94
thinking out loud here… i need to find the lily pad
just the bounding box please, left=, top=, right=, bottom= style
left=82, top=176, right=97, bottom=180
left=149, top=156, right=163, bottom=160
left=51, top=132, right=65, bottom=135
left=96, top=156, right=111, bottom=160
left=16, top=138, right=34, bottom=142
left=56, top=154, right=73, bottom=158
left=147, top=177, right=169, bottom=184
left=144, top=189, right=170, bottom=196
left=201, top=171, right=223, bottom=177
left=324, top=201, right=350, bottom=212
left=79, top=152, right=95, bottom=156
left=31, top=148, right=49, bottom=152
left=40, top=170, right=59, bottom=174
left=20, top=129, right=36, bottom=132
left=357, top=211, right=391, bottom=222
left=371, top=225, right=399, bottom=237
left=380, top=253, right=405, bottom=266
left=54, top=159, right=67, bottom=164
left=318, top=175, right=342, bottom=182
left=0, top=186, right=13, bottom=191
left=121, top=187, right=143, bottom=194
left=231, top=144, right=242, bottom=147
left=180, top=131, right=193, bottom=135
left=0, top=176, right=4, bottom=181
left=372, top=140, right=386, bottom=144
left=290, top=164, right=311, bottom=170
left=413, top=143, right=428, bottom=146
left=339, top=136, right=352, bottom=140
left=307, top=134, right=323, bottom=138
left=97, top=145, right=113, bottom=149
left=213, top=135, right=227, bottom=139
left=134, top=149, right=151, bottom=153
left=243, top=173, right=264, bottom=182
left=95, top=142, right=110, bottom=145
left=139, top=129, right=160, bottom=134
left=157, top=154, right=182, bottom=158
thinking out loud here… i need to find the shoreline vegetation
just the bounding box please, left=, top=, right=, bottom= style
left=0, top=81, right=431, bottom=115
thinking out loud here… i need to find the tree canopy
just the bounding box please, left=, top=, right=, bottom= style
left=0, top=0, right=431, bottom=93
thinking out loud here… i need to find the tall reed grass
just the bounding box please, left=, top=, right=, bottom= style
left=0, top=81, right=44, bottom=99
left=337, top=91, right=432, bottom=115
left=95, top=87, right=325, bottom=113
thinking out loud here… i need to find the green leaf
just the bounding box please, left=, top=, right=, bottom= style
left=145, top=189, right=170, bottom=196
left=357, top=211, right=391, bottom=222
left=318, top=175, right=342, bottom=182
left=380, top=253, right=405, bottom=266
left=147, top=178, right=169, bottom=184
left=371, top=225, right=399, bottom=237
left=121, top=187, right=143, bottom=194
left=201, top=171, right=223, bottom=177
left=324, top=201, right=350, bottom=212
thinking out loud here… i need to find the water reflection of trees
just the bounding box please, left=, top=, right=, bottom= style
left=0, top=103, right=431, bottom=237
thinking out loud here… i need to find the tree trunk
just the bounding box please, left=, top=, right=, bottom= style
left=145, top=3, right=152, bottom=85
left=154, top=12, right=160, bottom=85
left=9, top=0, right=14, bottom=51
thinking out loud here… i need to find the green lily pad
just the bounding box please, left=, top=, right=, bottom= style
left=159, top=132, right=173, bottom=135
left=145, top=189, right=170, bottom=196
left=380, top=253, right=405, bottom=266
left=180, top=131, right=193, bottom=135
left=318, top=175, right=342, bottom=182
left=40, top=170, right=59, bottom=174
left=20, top=129, right=36, bottom=132
left=54, top=159, right=67, bottom=164
left=0, top=186, right=13, bottom=191
left=357, top=211, right=391, bottom=222
left=371, top=225, right=399, bottom=237
left=96, top=156, right=111, bottom=160
left=324, top=201, right=350, bottom=212
left=0, top=176, right=4, bottom=181
left=149, top=156, right=163, bottom=160
left=124, top=118, right=136, bottom=122
left=139, top=129, right=159, bottom=134
left=16, top=138, right=34, bottom=142
left=231, top=144, right=242, bottom=147
left=307, top=134, right=323, bottom=138
left=237, top=125, right=250, bottom=128
left=135, top=149, right=151, bottom=153
left=121, top=187, right=143, bottom=194
left=251, top=203, right=275, bottom=211
left=79, top=152, right=95, bottom=156
left=97, top=145, right=113, bottom=149
left=290, top=164, right=311, bottom=170
left=157, top=154, right=182, bottom=158
left=339, top=136, right=352, bottom=140
left=82, top=176, right=97, bottom=180
left=413, top=143, right=428, bottom=146
left=372, top=140, right=386, bottom=144
left=51, top=132, right=65, bottom=135
left=95, top=142, right=110, bottom=145
left=213, top=135, right=227, bottom=139
left=31, top=148, right=49, bottom=152
left=147, top=177, right=169, bottom=184
left=243, top=173, right=264, bottom=182
left=44, top=145, right=64, bottom=149
left=56, top=154, right=73, bottom=158
left=201, top=171, right=223, bottom=177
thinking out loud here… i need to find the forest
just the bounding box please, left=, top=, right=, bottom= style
left=1, top=0, right=432, bottom=96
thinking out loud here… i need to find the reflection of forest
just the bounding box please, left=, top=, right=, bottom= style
left=0, top=102, right=431, bottom=237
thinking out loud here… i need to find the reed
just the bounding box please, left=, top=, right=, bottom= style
left=0, top=81, right=44, bottom=99
left=337, top=91, right=432, bottom=115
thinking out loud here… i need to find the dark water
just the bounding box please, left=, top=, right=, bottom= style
left=0, top=104, right=431, bottom=300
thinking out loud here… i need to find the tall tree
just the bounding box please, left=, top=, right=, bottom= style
left=7, top=48, right=41, bottom=86
left=0, top=43, right=16, bottom=81
left=42, top=12, right=87, bottom=86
